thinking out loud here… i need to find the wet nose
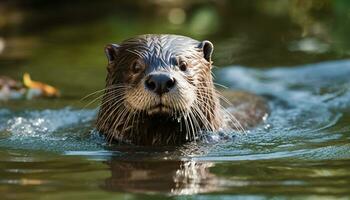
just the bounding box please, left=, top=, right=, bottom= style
left=145, top=73, right=176, bottom=95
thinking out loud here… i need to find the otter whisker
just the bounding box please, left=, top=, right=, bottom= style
left=174, top=81, right=199, bottom=141
left=131, top=109, right=141, bottom=139
left=193, top=104, right=215, bottom=134
left=110, top=106, right=130, bottom=143
left=222, top=106, right=247, bottom=133
left=176, top=98, right=190, bottom=141
left=195, top=85, right=233, bottom=107
left=82, top=84, right=129, bottom=103
left=176, top=99, right=189, bottom=141
left=216, top=92, right=234, bottom=106
left=188, top=109, right=200, bottom=141
left=192, top=86, right=218, bottom=131
left=192, top=104, right=213, bottom=132
left=191, top=107, right=211, bottom=143
left=174, top=95, right=192, bottom=141
left=97, top=96, right=127, bottom=129
left=121, top=107, right=136, bottom=136
left=83, top=87, right=129, bottom=109
left=198, top=81, right=228, bottom=89
left=104, top=100, right=128, bottom=132
left=95, top=90, right=129, bottom=126
left=98, top=92, right=125, bottom=109
left=81, top=84, right=130, bottom=101
left=213, top=83, right=228, bottom=89
left=104, top=99, right=129, bottom=145
left=194, top=96, right=246, bottom=133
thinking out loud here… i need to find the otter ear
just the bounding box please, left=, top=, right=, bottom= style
left=199, top=40, right=214, bottom=63
left=105, top=44, right=120, bottom=64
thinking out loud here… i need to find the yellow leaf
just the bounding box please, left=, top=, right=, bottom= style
left=23, top=73, right=60, bottom=97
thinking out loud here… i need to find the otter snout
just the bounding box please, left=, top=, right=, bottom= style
left=145, top=72, right=176, bottom=95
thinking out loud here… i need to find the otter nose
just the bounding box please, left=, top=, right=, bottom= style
left=145, top=73, right=176, bottom=95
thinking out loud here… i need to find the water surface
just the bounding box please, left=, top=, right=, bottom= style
left=1, top=60, right=350, bottom=199
left=1, top=1, right=350, bottom=199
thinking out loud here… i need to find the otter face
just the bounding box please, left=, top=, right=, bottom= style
left=104, top=35, right=214, bottom=117
left=123, top=55, right=197, bottom=116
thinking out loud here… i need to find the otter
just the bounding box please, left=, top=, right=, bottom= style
left=96, top=34, right=268, bottom=146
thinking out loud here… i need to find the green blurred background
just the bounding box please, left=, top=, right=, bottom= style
left=1, top=0, right=350, bottom=99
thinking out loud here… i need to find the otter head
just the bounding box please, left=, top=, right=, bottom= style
left=96, top=34, right=223, bottom=145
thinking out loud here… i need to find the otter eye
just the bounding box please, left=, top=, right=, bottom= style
left=179, top=61, right=187, bottom=72
left=131, top=61, right=142, bottom=73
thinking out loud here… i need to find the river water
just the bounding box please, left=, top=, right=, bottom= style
left=1, top=1, right=350, bottom=199
left=1, top=60, right=350, bottom=199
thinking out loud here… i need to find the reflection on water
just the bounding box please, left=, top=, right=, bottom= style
left=1, top=0, right=350, bottom=199
left=103, top=159, right=350, bottom=196
left=0, top=60, right=350, bottom=198
left=105, top=160, right=217, bottom=195
left=2, top=149, right=350, bottom=198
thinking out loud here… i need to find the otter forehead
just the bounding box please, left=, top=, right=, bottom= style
left=120, top=34, right=201, bottom=69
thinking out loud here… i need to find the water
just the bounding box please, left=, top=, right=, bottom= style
left=0, top=60, right=349, bottom=199
left=1, top=1, right=350, bottom=199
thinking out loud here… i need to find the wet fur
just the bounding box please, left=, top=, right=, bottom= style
left=96, top=34, right=259, bottom=146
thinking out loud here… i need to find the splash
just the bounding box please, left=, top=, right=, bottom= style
left=0, top=107, right=105, bottom=152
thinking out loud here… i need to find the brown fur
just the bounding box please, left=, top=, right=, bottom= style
left=95, top=34, right=267, bottom=146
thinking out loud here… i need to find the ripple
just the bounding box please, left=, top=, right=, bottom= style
left=0, top=107, right=105, bottom=152
left=0, top=60, right=349, bottom=162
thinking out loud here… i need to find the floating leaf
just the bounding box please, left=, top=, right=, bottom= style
left=23, top=73, right=60, bottom=97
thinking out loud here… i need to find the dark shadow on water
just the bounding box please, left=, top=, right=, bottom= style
left=101, top=156, right=350, bottom=196
left=104, top=159, right=218, bottom=195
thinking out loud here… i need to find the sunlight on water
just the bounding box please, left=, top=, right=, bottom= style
left=2, top=0, right=350, bottom=198
left=1, top=60, right=350, bottom=198
left=210, top=60, right=350, bottom=160
left=0, top=60, right=349, bottom=161
left=0, top=108, right=106, bottom=152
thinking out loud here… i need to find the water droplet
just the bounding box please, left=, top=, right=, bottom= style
left=264, top=124, right=271, bottom=130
